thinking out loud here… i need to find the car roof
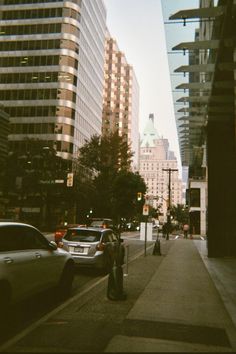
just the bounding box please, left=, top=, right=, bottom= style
left=67, top=226, right=112, bottom=232
left=0, top=222, right=34, bottom=227
left=90, top=218, right=112, bottom=221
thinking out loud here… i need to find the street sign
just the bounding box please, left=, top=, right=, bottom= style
left=67, top=172, right=74, bottom=187
left=143, top=204, right=149, bottom=216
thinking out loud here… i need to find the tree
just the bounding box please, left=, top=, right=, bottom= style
left=77, top=132, right=147, bottom=221
left=170, top=204, right=189, bottom=225
left=78, top=132, right=133, bottom=174
left=112, top=170, right=146, bottom=223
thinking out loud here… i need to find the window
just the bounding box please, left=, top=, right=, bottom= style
left=0, top=225, right=48, bottom=251
left=22, top=227, right=49, bottom=249
left=190, top=188, right=200, bottom=207
left=64, top=229, right=101, bottom=242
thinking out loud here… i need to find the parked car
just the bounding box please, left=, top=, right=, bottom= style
left=0, top=222, right=75, bottom=312
left=125, top=221, right=140, bottom=231
left=54, top=223, right=86, bottom=244
left=60, top=226, right=125, bottom=273
left=89, top=218, right=114, bottom=229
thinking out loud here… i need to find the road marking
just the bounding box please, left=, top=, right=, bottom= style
left=0, top=243, right=154, bottom=352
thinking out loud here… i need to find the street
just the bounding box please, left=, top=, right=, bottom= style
left=0, top=231, right=156, bottom=346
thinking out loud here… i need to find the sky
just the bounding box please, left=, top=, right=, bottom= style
left=103, top=0, right=199, bottom=172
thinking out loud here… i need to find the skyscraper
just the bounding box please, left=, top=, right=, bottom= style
left=0, top=0, right=107, bottom=159
left=139, top=114, right=183, bottom=222
left=102, top=34, right=140, bottom=170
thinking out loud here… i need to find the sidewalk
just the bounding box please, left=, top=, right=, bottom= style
left=107, top=239, right=236, bottom=352
left=2, top=238, right=236, bottom=352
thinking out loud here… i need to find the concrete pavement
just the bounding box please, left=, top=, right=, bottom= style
left=2, top=237, right=236, bottom=352
left=107, top=239, right=236, bottom=352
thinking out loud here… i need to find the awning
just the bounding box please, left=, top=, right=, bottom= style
left=175, top=64, right=215, bottom=73
left=169, top=6, right=225, bottom=20
left=172, top=40, right=219, bottom=51
left=176, top=82, right=212, bottom=90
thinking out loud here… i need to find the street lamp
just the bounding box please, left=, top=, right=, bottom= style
left=162, top=168, right=178, bottom=240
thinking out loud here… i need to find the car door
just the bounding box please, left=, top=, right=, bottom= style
left=22, top=227, right=64, bottom=289
left=0, top=225, right=40, bottom=303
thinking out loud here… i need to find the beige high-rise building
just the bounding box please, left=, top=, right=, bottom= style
left=102, top=34, right=139, bottom=170
left=0, top=0, right=107, bottom=160
left=139, top=114, right=183, bottom=221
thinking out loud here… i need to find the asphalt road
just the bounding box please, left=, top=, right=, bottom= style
left=0, top=232, right=155, bottom=346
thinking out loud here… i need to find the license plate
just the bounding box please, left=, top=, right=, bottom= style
left=69, top=246, right=83, bottom=253
left=74, top=247, right=84, bottom=253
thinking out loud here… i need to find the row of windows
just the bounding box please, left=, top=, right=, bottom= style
left=0, top=55, right=78, bottom=69
left=9, top=139, right=73, bottom=155
left=0, top=23, right=80, bottom=37
left=2, top=7, right=62, bottom=20
left=11, top=122, right=74, bottom=136
left=0, top=88, right=76, bottom=102
left=3, top=0, right=63, bottom=4
left=0, top=71, right=77, bottom=85
left=0, top=23, right=61, bottom=35
left=0, top=39, right=79, bottom=53
left=2, top=7, right=80, bottom=21
left=5, top=105, right=76, bottom=119
left=3, top=0, right=80, bottom=4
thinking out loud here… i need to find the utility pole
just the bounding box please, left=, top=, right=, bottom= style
left=162, top=168, right=178, bottom=240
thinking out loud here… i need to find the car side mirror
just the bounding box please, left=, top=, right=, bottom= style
left=48, top=241, right=57, bottom=251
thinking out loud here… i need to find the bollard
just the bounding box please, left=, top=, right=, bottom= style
left=153, top=238, right=161, bottom=255
left=107, top=241, right=127, bottom=301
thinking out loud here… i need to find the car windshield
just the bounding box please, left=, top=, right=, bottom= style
left=64, top=229, right=102, bottom=242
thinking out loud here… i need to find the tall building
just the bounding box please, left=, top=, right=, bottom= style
left=0, top=0, right=107, bottom=160
left=0, top=106, right=9, bottom=166
left=0, top=106, right=9, bottom=218
left=139, top=114, right=183, bottom=222
left=168, top=0, right=236, bottom=254
left=102, top=34, right=140, bottom=170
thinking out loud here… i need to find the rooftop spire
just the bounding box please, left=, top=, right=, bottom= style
left=149, top=113, right=154, bottom=123
left=140, top=113, right=160, bottom=148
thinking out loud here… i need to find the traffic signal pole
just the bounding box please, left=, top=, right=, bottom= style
left=162, top=168, right=178, bottom=240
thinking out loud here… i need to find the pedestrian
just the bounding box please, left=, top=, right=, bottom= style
left=183, top=223, right=189, bottom=239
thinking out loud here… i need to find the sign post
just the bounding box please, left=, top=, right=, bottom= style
left=143, top=204, right=149, bottom=256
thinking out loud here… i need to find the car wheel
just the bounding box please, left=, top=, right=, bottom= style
left=58, top=261, right=75, bottom=300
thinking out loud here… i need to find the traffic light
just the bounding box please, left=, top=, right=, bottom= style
left=137, top=192, right=142, bottom=201
left=66, top=172, right=74, bottom=187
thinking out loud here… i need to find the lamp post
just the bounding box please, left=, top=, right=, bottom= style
left=162, top=168, right=178, bottom=240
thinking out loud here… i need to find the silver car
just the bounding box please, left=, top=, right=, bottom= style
left=0, top=222, right=75, bottom=312
left=61, top=227, right=124, bottom=272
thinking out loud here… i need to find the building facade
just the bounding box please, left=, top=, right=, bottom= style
left=0, top=107, right=9, bottom=167
left=168, top=0, right=236, bottom=254
left=102, top=34, right=140, bottom=170
left=139, top=114, right=183, bottom=222
left=0, top=0, right=107, bottom=160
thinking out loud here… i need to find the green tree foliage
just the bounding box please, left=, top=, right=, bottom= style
left=78, top=132, right=147, bottom=221
left=112, top=170, right=146, bottom=221
left=170, top=204, right=189, bottom=224
left=78, top=132, right=133, bottom=174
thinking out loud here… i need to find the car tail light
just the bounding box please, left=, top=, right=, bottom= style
left=55, top=230, right=63, bottom=237
left=96, top=243, right=105, bottom=251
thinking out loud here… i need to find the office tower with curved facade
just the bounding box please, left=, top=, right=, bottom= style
left=0, top=0, right=106, bottom=160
